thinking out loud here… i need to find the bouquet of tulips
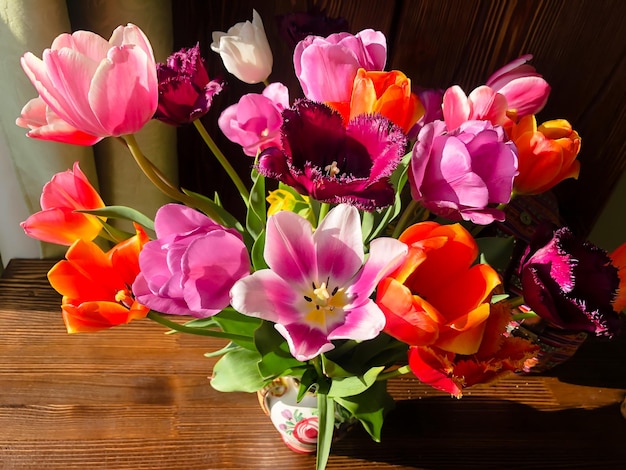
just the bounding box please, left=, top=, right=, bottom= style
left=16, top=9, right=625, bottom=469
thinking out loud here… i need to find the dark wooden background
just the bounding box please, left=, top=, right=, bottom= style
left=172, top=0, right=625, bottom=238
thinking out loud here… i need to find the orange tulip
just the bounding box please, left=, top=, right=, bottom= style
left=509, top=115, right=581, bottom=195
left=21, top=162, right=106, bottom=245
left=376, top=221, right=538, bottom=396
left=47, top=225, right=150, bottom=333
left=377, top=221, right=502, bottom=354
left=407, top=302, right=540, bottom=397
left=610, top=242, right=626, bottom=313
left=328, top=68, right=424, bottom=134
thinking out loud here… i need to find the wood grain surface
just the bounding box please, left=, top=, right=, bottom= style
left=1, top=258, right=625, bottom=469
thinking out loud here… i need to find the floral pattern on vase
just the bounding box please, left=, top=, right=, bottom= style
left=258, top=377, right=319, bottom=454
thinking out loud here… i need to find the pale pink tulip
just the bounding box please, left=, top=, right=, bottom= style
left=20, top=23, right=158, bottom=143
left=486, top=54, right=550, bottom=117
left=21, top=162, right=106, bottom=245
left=16, top=97, right=101, bottom=145
left=442, top=85, right=508, bottom=131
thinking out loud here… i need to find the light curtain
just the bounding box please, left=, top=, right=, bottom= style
left=0, top=0, right=177, bottom=272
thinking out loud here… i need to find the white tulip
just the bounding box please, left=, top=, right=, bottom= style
left=211, top=9, right=273, bottom=84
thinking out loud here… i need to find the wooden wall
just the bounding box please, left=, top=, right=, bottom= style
left=173, top=0, right=626, bottom=237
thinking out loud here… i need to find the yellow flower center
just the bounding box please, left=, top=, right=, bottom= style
left=324, top=161, right=340, bottom=178
left=115, top=289, right=134, bottom=309
left=303, top=281, right=348, bottom=330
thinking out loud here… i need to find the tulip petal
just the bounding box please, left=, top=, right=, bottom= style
left=328, top=300, right=385, bottom=341
left=181, top=232, right=251, bottom=317
left=230, top=270, right=303, bottom=325
left=89, top=45, right=157, bottom=135
left=275, top=322, right=335, bottom=361
left=314, top=204, right=363, bottom=287
left=264, top=210, right=317, bottom=287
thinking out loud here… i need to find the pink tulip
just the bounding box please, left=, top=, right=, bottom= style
left=133, top=204, right=251, bottom=318
left=16, top=97, right=101, bottom=145
left=486, top=54, right=550, bottom=118
left=409, top=120, right=518, bottom=225
left=218, top=82, right=289, bottom=156
left=20, top=23, right=158, bottom=144
left=230, top=204, right=407, bottom=361
left=21, top=162, right=106, bottom=245
left=442, top=85, right=508, bottom=131
left=294, top=29, right=386, bottom=103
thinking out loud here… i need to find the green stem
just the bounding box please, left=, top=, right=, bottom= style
left=318, top=202, right=330, bottom=224
left=147, top=311, right=252, bottom=343
left=376, top=364, right=412, bottom=381
left=192, top=119, right=250, bottom=204
left=392, top=199, right=419, bottom=238
left=121, top=135, right=224, bottom=224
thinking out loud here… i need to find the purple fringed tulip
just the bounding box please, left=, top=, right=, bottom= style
left=257, top=99, right=407, bottom=211
left=154, top=43, right=223, bottom=126
left=132, top=204, right=250, bottom=318
left=294, top=29, right=386, bottom=103
left=218, top=82, right=289, bottom=156
left=230, top=204, right=408, bottom=361
left=409, top=119, right=518, bottom=225
left=520, top=227, right=622, bottom=337
left=485, top=54, right=551, bottom=118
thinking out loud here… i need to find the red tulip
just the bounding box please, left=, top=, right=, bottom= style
left=21, top=162, right=105, bottom=245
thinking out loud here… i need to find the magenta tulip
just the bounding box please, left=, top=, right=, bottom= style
left=20, top=23, right=158, bottom=144
left=218, top=82, right=289, bottom=156
left=132, top=204, right=251, bottom=318
left=409, top=119, right=518, bottom=225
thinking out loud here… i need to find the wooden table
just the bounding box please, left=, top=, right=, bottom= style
left=2, top=259, right=626, bottom=469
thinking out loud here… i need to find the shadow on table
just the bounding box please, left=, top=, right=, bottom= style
left=332, top=396, right=626, bottom=469
left=534, top=335, right=626, bottom=390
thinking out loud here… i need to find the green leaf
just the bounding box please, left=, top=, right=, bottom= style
left=204, top=342, right=241, bottom=358
left=324, top=333, right=407, bottom=376
left=210, top=348, right=267, bottom=392
left=328, top=366, right=385, bottom=398
left=210, top=309, right=263, bottom=350
left=97, top=220, right=135, bottom=243
left=316, top=393, right=335, bottom=470
left=246, top=167, right=266, bottom=240
left=79, top=205, right=155, bottom=232
left=250, top=230, right=268, bottom=271
left=181, top=188, right=246, bottom=235
left=363, top=151, right=411, bottom=243
left=297, top=368, right=319, bottom=402
left=321, top=355, right=353, bottom=378
left=334, top=381, right=395, bottom=442
left=254, top=321, right=304, bottom=379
